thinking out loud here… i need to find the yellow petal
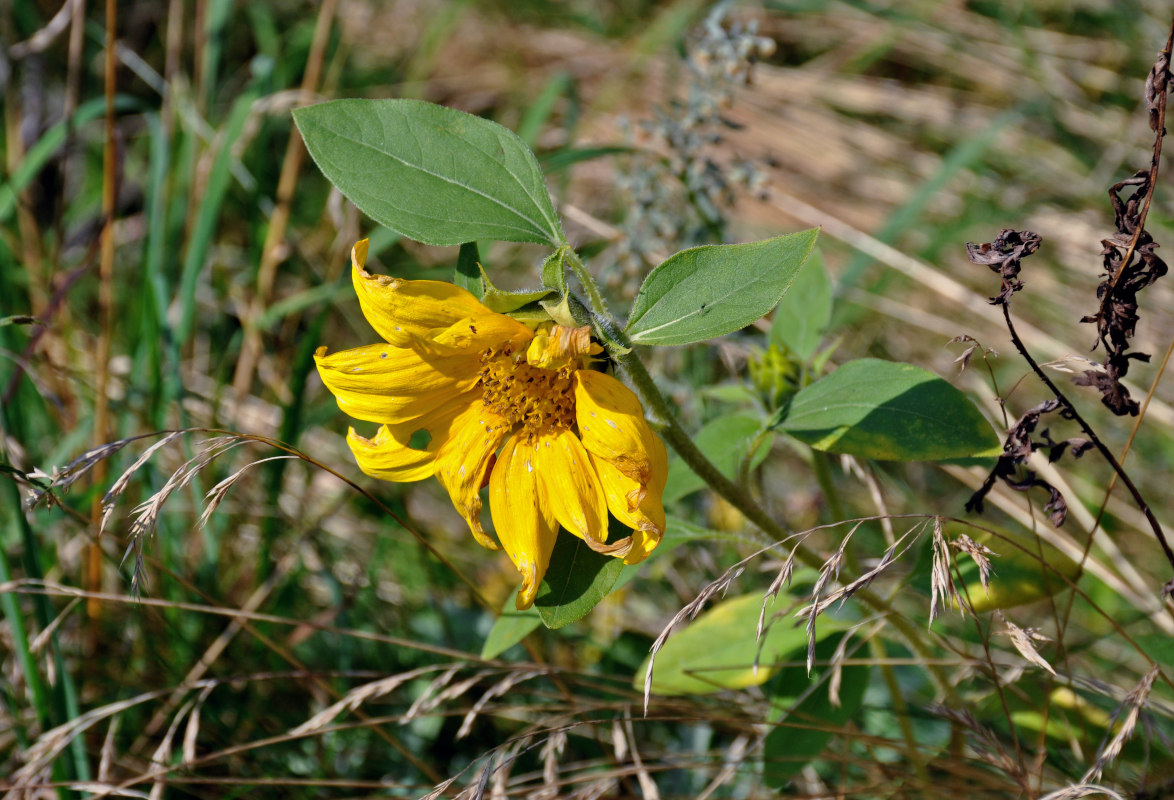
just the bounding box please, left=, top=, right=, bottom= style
left=490, top=434, right=558, bottom=610
left=429, top=313, right=532, bottom=353
left=346, top=426, right=436, bottom=482
left=589, top=431, right=667, bottom=565
left=574, top=371, right=659, bottom=487
left=350, top=239, right=492, bottom=346
left=345, top=391, right=474, bottom=481
left=433, top=401, right=512, bottom=551
left=534, top=429, right=610, bottom=551
left=315, top=343, right=479, bottom=424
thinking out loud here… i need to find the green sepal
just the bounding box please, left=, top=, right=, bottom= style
left=540, top=292, right=592, bottom=329
left=541, top=245, right=570, bottom=294
left=477, top=264, right=555, bottom=314
left=504, top=301, right=556, bottom=326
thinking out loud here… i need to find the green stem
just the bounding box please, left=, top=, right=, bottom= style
left=563, top=242, right=959, bottom=703
left=617, top=347, right=960, bottom=703
left=811, top=450, right=847, bottom=525
left=564, top=248, right=608, bottom=316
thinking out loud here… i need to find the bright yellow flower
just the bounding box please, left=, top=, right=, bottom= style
left=316, top=240, right=667, bottom=609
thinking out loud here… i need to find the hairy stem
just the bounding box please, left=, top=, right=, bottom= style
left=564, top=248, right=609, bottom=317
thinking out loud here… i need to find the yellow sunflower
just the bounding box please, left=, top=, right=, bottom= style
left=315, top=240, right=667, bottom=608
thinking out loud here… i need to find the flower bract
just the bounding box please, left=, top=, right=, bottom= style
left=316, top=240, right=667, bottom=608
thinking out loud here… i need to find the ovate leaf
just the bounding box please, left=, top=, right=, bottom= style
left=294, top=99, right=565, bottom=246
left=635, top=593, right=846, bottom=696
left=534, top=529, right=625, bottom=629
left=481, top=590, right=541, bottom=659
left=775, top=358, right=1000, bottom=461
left=625, top=229, right=820, bottom=346
left=763, top=633, right=870, bottom=787
left=770, top=248, right=832, bottom=361
left=663, top=412, right=772, bottom=504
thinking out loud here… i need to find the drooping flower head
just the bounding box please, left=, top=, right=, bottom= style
left=316, top=240, right=667, bottom=608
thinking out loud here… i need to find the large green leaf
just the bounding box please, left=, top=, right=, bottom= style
left=481, top=590, right=541, bottom=659
left=294, top=99, right=565, bottom=246
left=625, top=230, right=820, bottom=346
left=534, top=530, right=625, bottom=629
left=763, top=633, right=870, bottom=787
left=775, top=358, right=1000, bottom=461
left=635, top=592, right=845, bottom=696
left=770, top=248, right=832, bottom=361
left=663, top=412, right=773, bottom=504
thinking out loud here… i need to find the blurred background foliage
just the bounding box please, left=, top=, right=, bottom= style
left=3, top=0, right=1174, bottom=796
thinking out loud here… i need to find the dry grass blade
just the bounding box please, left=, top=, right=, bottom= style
left=1082, top=664, right=1161, bottom=782
left=288, top=664, right=455, bottom=737
left=644, top=561, right=747, bottom=712
left=181, top=683, right=215, bottom=765
left=149, top=695, right=197, bottom=800
left=99, top=431, right=185, bottom=533
left=1039, top=785, right=1128, bottom=800
left=929, top=703, right=1022, bottom=779
left=541, top=729, right=568, bottom=793
left=695, top=733, right=751, bottom=800
left=97, top=715, right=119, bottom=783
left=457, top=668, right=549, bottom=739
left=404, top=664, right=482, bottom=722
left=197, top=454, right=297, bottom=529
left=121, top=436, right=247, bottom=591
left=4, top=688, right=176, bottom=796
left=998, top=612, right=1056, bottom=676
left=930, top=517, right=961, bottom=625
left=952, top=532, right=996, bottom=594
left=623, top=715, right=660, bottom=800
left=65, top=785, right=149, bottom=799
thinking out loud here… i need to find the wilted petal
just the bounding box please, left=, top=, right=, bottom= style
left=534, top=429, right=614, bottom=553
left=490, top=434, right=558, bottom=610
left=347, top=426, right=436, bottom=482
left=575, top=371, right=660, bottom=489
left=434, top=401, right=511, bottom=551
left=350, top=239, right=493, bottom=345
left=589, top=447, right=666, bottom=564
left=526, top=325, right=600, bottom=370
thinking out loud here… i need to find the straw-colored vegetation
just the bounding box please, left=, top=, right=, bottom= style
left=3, top=0, right=1174, bottom=797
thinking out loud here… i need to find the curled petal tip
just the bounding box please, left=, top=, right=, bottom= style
left=351, top=238, right=369, bottom=267
left=625, top=483, right=647, bottom=512
left=584, top=534, right=633, bottom=558
left=515, top=562, right=540, bottom=610
left=467, top=518, right=501, bottom=551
